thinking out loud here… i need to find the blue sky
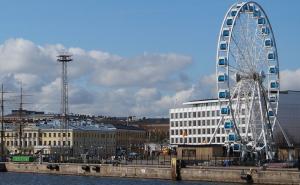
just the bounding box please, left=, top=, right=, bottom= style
left=0, top=0, right=299, bottom=117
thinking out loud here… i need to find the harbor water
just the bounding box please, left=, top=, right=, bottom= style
left=0, top=172, right=243, bottom=185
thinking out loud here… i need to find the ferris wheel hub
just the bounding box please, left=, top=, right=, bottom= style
left=236, top=71, right=265, bottom=82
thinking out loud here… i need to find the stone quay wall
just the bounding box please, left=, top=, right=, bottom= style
left=4, top=163, right=171, bottom=180
left=3, top=162, right=300, bottom=184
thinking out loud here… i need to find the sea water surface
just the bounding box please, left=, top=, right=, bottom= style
left=0, top=172, right=243, bottom=185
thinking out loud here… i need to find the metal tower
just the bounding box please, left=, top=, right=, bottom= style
left=57, top=53, right=72, bottom=130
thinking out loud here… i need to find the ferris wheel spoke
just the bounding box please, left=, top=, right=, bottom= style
left=245, top=85, right=256, bottom=142
left=230, top=35, right=254, bottom=71
left=234, top=17, right=256, bottom=70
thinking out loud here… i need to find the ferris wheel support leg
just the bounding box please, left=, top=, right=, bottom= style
left=257, top=82, right=270, bottom=160
left=265, top=100, right=292, bottom=148
left=209, top=117, right=224, bottom=144
left=275, top=118, right=292, bottom=148
left=228, top=83, right=242, bottom=140
left=245, top=86, right=256, bottom=142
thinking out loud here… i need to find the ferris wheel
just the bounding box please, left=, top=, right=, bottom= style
left=213, top=1, right=291, bottom=160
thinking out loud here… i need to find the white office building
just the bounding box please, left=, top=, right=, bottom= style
left=169, top=90, right=300, bottom=146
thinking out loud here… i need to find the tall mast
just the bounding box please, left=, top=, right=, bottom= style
left=1, top=84, right=4, bottom=161
left=18, top=83, right=23, bottom=154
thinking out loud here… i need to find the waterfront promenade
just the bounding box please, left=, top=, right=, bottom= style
left=1, top=162, right=300, bottom=184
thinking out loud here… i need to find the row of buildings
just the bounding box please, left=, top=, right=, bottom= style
left=0, top=121, right=146, bottom=159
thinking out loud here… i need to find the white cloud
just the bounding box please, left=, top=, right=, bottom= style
left=280, top=69, right=300, bottom=90
left=0, top=38, right=195, bottom=117
left=1, top=38, right=298, bottom=117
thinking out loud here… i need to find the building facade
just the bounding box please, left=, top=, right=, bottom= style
left=2, top=122, right=116, bottom=159
left=113, top=124, right=146, bottom=154
left=169, top=90, right=300, bottom=147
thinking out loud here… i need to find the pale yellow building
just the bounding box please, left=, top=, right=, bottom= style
left=1, top=122, right=116, bottom=159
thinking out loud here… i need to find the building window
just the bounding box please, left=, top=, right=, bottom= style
left=193, top=137, right=196, bottom=143
left=193, top=121, right=196, bottom=126
left=193, top=112, right=196, bottom=118
left=68, top=133, right=71, bottom=137
left=29, top=133, right=32, bottom=138
left=175, top=113, right=178, bottom=119
left=44, top=141, right=46, bottom=145
left=49, top=133, right=51, bottom=137
left=207, top=111, right=210, bottom=117
left=198, top=129, right=201, bottom=134
left=34, top=141, right=36, bottom=146
left=242, top=118, right=246, bottom=125
left=180, top=113, right=183, bottom=118
left=188, top=121, right=192, bottom=126
left=44, top=133, right=46, bottom=137
left=6, top=141, right=9, bottom=146
left=198, top=112, right=201, bottom=118
left=184, top=121, right=187, bottom=127
left=212, top=119, right=215, bottom=126
left=207, top=120, right=210, bottom=126
left=171, top=113, right=174, bottom=119
left=212, top=111, right=215, bottom=117
left=175, top=138, right=178, bottom=143
left=197, top=120, right=201, bottom=126
left=171, top=138, right=174, bottom=143
left=202, top=129, right=206, bottom=134
left=198, top=137, right=201, bottom=143
left=171, top=130, right=174, bottom=135
left=184, top=112, right=187, bottom=118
